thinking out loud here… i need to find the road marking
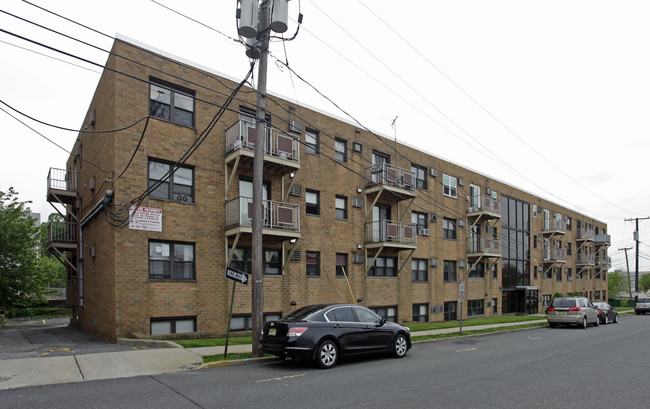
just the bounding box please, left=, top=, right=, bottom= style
left=257, top=374, right=306, bottom=383
left=455, top=347, right=478, bottom=353
left=528, top=336, right=542, bottom=340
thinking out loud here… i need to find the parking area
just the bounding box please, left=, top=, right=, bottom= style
left=0, top=317, right=152, bottom=360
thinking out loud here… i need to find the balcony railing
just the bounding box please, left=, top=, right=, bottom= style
left=364, top=164, right=416, bottom=192
left=595, top=233, right=611, bottom=246
left=542, top=218, right=566, bottom=234
left=48, top=221, right=77, bottom=243
left=467, top=235, right=501, bottom=255
left=365, top=220, right=416, bottom=245
left=47, top=168, right=77, bottom=192
left=543, top=248, right=567, bottom=262
left=576, top=253, right=596, bottom=265
left=225, top=120, right=300, bottom=162
left=225, top=196, right=300, bottom=232
left=576, top=228, right=595, bottom=241
left=467, top=194, right=500, bottom=215
left=595, top=256, right=611, bottom=267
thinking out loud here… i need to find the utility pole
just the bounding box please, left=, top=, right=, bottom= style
left=619, top=247, right=633, bottom=301
left=625, top=217, right=650, bottom=303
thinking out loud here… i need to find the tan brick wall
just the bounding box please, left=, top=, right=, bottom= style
left=63, top=38, right=608, bottom=340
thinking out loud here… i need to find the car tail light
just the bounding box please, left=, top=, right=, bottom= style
left=547, top=307, right=555, bottom=312
left=569, top=307, right=581, bottom=311
left=598, top=309, right=603, bottom=313
left=287, top=327, right=308, bottom=337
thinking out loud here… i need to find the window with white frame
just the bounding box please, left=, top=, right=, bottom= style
left=305, top=129, right=319, bottom=155
left=411, top=164, right=427, bottom=190
left=412, top=258, right=428, bottom=282
left=334, top=138, right=347, bottom=162
left=412, top=211, right=427, bottom=233
left=443, top=174, right=457, bottom=198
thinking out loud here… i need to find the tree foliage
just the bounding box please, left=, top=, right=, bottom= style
left=607, top=271, right=628, bottom=297
left=0, top=188, right=48, bottom=313
left=639, top=273, right=650, bottom=293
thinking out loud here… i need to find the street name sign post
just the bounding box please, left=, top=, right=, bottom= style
left=224, top=267, right=249, bottom=357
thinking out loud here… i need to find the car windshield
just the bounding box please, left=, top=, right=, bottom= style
left=594, top=303, right=607, bottom=309
left=283, top=305, right=326, bottom=322
left=550, top=299, right=577, bottom=308
left=637, top=298, right=650, bottom=303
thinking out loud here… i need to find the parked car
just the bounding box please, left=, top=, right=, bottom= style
left=546, top=297, right=599, bottom=328
left=593, top=302, right=619, bottom=324
left=261, top=304, right=411, bottom=369
left=635, top=298, right=650, bottom=315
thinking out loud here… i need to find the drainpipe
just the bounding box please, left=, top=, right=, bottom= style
left=77, top=190, right=113, bottom=307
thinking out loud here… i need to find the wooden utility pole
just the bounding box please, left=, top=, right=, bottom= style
left=625, top=217, right=650, bottom=302
left=619, top=247, right=633, bottom=301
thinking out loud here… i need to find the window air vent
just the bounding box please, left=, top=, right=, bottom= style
left=289, top=120, right=303, bottom=133
left=352, top=197, right=363, bottom=208
left=458, top=219, right=465, bottom=227
left=486, top=187, right=492, bottom=195
left=438, top=304, right=444, bottom=313
left=429, top=168, right=437, bottom=177
left=289, top=185, right=302, bottom=196
left=353, top=253, right=364, bottom=264
left=458, top=178, right=465, bottom=186
left=430, top=258, right=438, bottom=267
left=290, top=250, right=302, bottom=260
left=352, top=142, right=362, bottom=153
left=430, top=213, right=437, bottom=222
left=459, top=260, right=466, bottom=269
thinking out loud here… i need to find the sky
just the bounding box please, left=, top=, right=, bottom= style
left=1, top=0, right=649, bottom=272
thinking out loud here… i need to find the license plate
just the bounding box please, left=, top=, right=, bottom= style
left=269, top=328, right=277, bottom=336
left=557, top=311, right=566, bottom=315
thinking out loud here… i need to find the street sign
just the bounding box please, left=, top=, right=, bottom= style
left=458, top=280, right=466, bottom=302
left=226, top=267, right=249, bottom=285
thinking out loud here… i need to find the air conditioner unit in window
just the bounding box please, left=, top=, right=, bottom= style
left=430, top=213, right=437, bottom=222
left=429, top=168, right=437, bottom=177
left=459, top=260, right=466, bottom=269
left=430, top=258, right=438, bottom=267
left=352, top=197, right=363, bottom=208
left=289, top=185, right=302, bottom=196
left=288, top=120, right=303, bottom=133
left=458, top=219, right=465, bottom=227
left=175, top=194, right=191, bottom=203
left=419, top=228, right=430, bottom=236
left=458, top=178, right=465, bottom=186
left=353, top=253, right=364, bottom=264
left=486, top=187, right=492, bottom=195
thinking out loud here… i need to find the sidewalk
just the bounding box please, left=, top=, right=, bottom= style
left=0, top=319, right=547, bottom=390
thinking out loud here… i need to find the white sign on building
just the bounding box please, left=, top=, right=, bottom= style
left=129, top=206, right=162, bottom=232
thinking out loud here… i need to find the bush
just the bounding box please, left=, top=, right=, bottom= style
left=4, top=303, right=65, bottom=318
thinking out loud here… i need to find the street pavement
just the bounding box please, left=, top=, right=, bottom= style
left=0, top=316, right=547, bottom=391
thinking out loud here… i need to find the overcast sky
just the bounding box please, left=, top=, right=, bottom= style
left=1, top=0, right=649, bottom=272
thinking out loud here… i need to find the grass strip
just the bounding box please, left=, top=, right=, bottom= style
left=411, top=322, right=548, bottom=342
left=203, top=353, right=272, bottom=363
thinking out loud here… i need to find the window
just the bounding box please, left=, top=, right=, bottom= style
left=492, top=263, right=498, bottom=279
left=367, top=256, right=397, bottom=277
left=443, top=260, right=457, bottom=282
left=148, top=159, right=194, bottom=203
left=335, top=195, right=347, bottom=220
left=594, top=291, right=601, bottom=300
left=556, top=267, right=562, bottom=281
left=467, top=300, right=484, bottom=317
left=443, top=174, right=457, bottom=198
left=543, top=267, right=552, bottom=279
left=149, top=241, right=195, bottom=280
left=567, top=268, right=573, bottom=282
left=306, top=189, right=320, bottom=216
left=149, top=80, right=194, bottom=127
left=412, top=211, right=427, bottom=233
left=411, top=164, right=427, bottom=190
left=231, top=313, right=282, bottom=331
left=532, top=205, right=538, bottom=218
left=468, top=262, right=485, bottom=278
left=444, top=301, right=457, bottom=321
left=150, top=317, right=196, bottom=335
left=412, top=258, right=428, bottom=282
left=566, top=216, right=572, bottom=230
left=306, top=251, right=320, bottom=276
left=533, top=266, right=538, bottom=279
left=335, top=138, right=347, bottom=162
left=229, top=247, right=281, bottom=275
left=412, top=304, right=428, bottom=322
left=305, top=129, right=319, bottom=155
left=371, top=306, right=397, bottom=323
left=566, top=242, right=572, bottom=256
left=336, top=253, right=348, bottom=277
left=542, top=294, right=551, bottom=307
left=443, top=218, right=457, bottom=240
left=492, top=298, right=498, bottom=313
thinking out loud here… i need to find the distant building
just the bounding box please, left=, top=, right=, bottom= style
left=46, top=36, right=610, bottom=342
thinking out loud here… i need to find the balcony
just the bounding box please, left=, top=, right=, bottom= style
left=225, top=120, right=300, bottom=174
left=542, top=219, right=566, bottom=237
left=365, top=220, right=417, bottom=249
left=225, top=196, right=300, bottom=239
left=467, top=236, right=501, bottom=258
left=576, top=228, right=595, bottom=242
left=595, top=255, right=611, bottom=268
left=576, top=253, right=596, bottom=266
left=48, top=221, right=78, bottom=251
left=364, top=164, right=416, bottom=200
left=466, top=194, right=501, bottom=222
left=595, top=234, right=611, bottom=247
left=47, top=168, right=77, bottom=205
left=543, top=248, right=567, bottom=264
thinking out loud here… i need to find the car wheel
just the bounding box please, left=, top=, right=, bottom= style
left=614, top=314, right=619, bottom=323
left=580, top=316, right=587, bottom=329
left=549, top=322, right=557, bottom=328
left=393, top=333, right=408, bottom=358
left=316, top=340, right=338, bottom=369
left=604, top=315, right=608, bottom=325
left=594, top=316, right=600, bottom=327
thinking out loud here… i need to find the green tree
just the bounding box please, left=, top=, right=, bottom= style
left=0, top=188, right=46, bottom=313
left=607, top=271, right=628, bottom=297
left=639, top=273, right=650, bottom=293
left=38, top=213, right=66, bottom=289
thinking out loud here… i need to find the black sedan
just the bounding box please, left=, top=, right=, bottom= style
left=593, top=302, right=620, bottom=324
left=261, top=304, right=411, bottom=369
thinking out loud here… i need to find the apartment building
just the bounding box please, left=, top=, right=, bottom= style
left=46, top=36, right=610, bottom=342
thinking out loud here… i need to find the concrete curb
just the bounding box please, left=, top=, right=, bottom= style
left=412, top=322, right=548, bottom=344
left=116, top=337, right=182, bottom=348
left=195, top=356, right=277, bottom=370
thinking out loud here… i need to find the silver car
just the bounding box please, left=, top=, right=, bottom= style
left=546, top=297, right=600, bottom=328
left=635, top=298, right=650, bottom=315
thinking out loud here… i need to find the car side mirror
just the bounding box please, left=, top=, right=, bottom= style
left=377, top=317, right=387, bottom=327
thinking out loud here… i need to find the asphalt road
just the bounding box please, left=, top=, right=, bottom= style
left=2, top=315, right=649, bottom=408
